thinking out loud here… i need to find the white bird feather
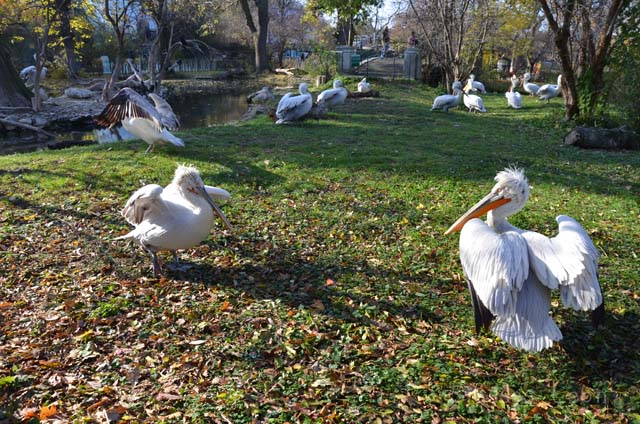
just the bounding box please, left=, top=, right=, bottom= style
left=276, top=83, right=313, bottom=124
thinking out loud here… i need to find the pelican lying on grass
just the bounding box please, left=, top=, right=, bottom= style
left=431, top=81, right=463, bottom=112
left=317, top=79, right=348, bottom=108
left=357, top=78, right=371, bottom=93
left=248, top=86, right=275, bottom=104
left=275, top=82, right=313, bottom=124
left=445, top=168, right=604, bottom=352
left=116, top=165, right=232, bottom=276
left=506, top=76, right=522, bottom=109
left=95, top=87, right=184, bottom=153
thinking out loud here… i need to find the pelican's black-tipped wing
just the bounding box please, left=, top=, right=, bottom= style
left=468, top=278, right=495, bottom=334
left=95, top=88, right=159, bottom=128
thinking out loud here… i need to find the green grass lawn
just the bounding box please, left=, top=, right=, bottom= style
left=1, top=79, right=639, bottom=422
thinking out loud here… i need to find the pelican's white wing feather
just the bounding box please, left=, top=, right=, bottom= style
left=277, top=93, right=308, bottom=114
left=318, top=88, right=339, bottom=103
left=205, top=185, right=231, bottom=201
left=553, top=215, right=601, bottom=310
left=521, top=216, right=601, bottom=311
left=491, top=273, right=562, bottom=352
left=121, top=184, right=164, bottom=226
left=460, top=218, right=529, bottom=316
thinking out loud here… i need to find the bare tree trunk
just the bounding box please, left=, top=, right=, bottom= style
left=0, top=40, right=32, bottom=107
left=240, top=0, right=270, bottom=72
left=60, top=2, right=78, bottom=79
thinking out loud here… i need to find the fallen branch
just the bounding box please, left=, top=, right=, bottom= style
left=275, top=68, right=296, bottom=76
left=0, top=116, right=55, bottom=138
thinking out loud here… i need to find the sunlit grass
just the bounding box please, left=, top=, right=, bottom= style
left=0, top=80, right=638, bottom=422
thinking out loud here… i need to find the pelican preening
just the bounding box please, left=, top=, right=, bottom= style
left=116, top=165, right=232, bottom=276
left=431, top=81, right=463, bottom=112
left=522, top=73, right=540, bottom=96
left=463, top=80, right=487, bottom=113
left=19, top=65, right=48, bottom=86
left=357, top=78, right=371, bottom=93
left=95, top=88, right=184, bottom=153
left=445, top=168, right=604, bottom=352
left=467, top=74, right=487, bottom=94
left=317, top=79, right=348, bottom=108
left=538, top=75, right=563, bottom=102
left=247, top=86, right=275, bottom=104
left=275, top=82, right=313, bottom=124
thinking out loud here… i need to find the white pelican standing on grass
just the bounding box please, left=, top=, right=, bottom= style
left=317, top=79, right=348, bottom=108
left=522, top=73, right=540, bottom=96
left=116, top=165, right=232, bottom=276
left=505, top=76, right=522, bottom=109
left=538, top=75, right=563, bottom=102
left=275, top=82, right=313, bottom=124
left=445, top=168, right=605, bottom=352
left=463, top=80, right=487, bottom=113
left=357, top=78, right=371, bottom=93
left=96, top=87, right=184, bottom=153
left=431, top=81, right=463, bottom=112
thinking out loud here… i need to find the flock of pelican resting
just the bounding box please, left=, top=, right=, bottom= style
left=431, top=73, right=564, bottom=113
left=94, top=77, right=603, bottom=353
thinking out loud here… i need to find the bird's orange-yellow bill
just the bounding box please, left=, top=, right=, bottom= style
left=444, top=194, right=510, bottom=235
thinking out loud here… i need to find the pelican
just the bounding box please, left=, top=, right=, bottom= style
left=431, top=81, right=463, bottom=112
left=522, top=73, right=540, bottom=96
left=357, top=78, right=371, bottom=93
left=463, top=80, right=487, bottom=113
left=510, top=74, right=519, bottom=89
left=116, top=165, right=232, bottom=276
left=148, top=93, right=180, bottom=129
left=467, top=74, right=487, bottom=93
left=317, top=79, right=348, bottom=108
left=275, top=82, right=313, bottom=124
left=19, top=65, right=48, bottom=86
left=505, top=87, right=522, bottom=109
left=445, top=168, right=604, bottom=352
left=247, top=86, right=275, bottom=104
left=538, top=75, right=563, bottom=102
left=95, top=88, right=184, bottom=153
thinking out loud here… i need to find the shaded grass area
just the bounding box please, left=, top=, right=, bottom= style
left=0, top=79, right=639, bottom=422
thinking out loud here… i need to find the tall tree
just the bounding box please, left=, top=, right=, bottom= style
left=101, top=0, right=138, bottom=100
left=408, top=0, right=493, bottom=91
left=305, top=0, right=383, bottom=46
left=240, top=0, right=270, bottom=72
left=538, top=0, right=630, bottom=120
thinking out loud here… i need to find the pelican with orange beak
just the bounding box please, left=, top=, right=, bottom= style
left=445, top=168, right=604, bottom=352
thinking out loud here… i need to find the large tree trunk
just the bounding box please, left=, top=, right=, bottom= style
left=60, top=2, right=79, bottom=79
left=0, top=41, right=32, bottom=107
left=240, top=0, right=270, bottom=73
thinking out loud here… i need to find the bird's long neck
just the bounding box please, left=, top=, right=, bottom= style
left=487, top=210, right=513, bottom=233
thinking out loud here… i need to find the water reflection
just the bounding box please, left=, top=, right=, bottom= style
left=168, top=91, right=249, bottom=129
left=1, top=91, right=249, bottom=153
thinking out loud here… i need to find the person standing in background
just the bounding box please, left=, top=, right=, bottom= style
left=407, top=31, right=417, bottom=48
left=381, top=27, right=390, bottom=58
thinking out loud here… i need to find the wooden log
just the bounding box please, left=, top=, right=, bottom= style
left=0, top=116, right=55, bottom=138
left=563, top=126, right=640, bottom=150
left=348, top=90, right=380, bottom=98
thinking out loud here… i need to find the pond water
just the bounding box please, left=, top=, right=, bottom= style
left=0, top=91, right=250, bottom=155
